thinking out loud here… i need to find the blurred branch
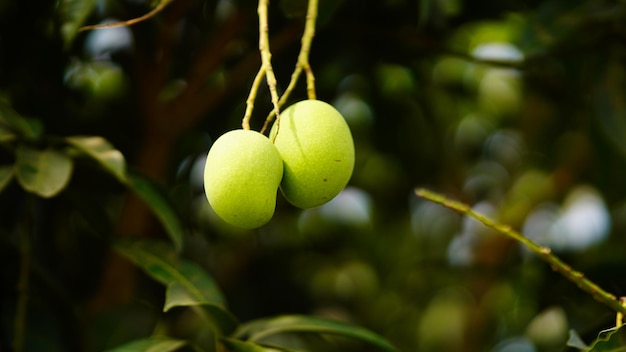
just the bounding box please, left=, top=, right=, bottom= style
left=415, top=188, right=626, bottom=316
left=79, top=0, right=175, bottom=31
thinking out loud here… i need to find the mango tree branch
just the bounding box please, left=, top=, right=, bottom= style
left=260, top=0, right=319, bottom=135
left=415, top=188, right=626, bottom=316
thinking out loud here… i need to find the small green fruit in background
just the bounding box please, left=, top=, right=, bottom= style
left=204, top=129, right=283, bottom=229
left=270, top=100, right=355, bottom=208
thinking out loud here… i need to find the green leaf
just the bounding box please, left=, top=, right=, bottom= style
left=57, top=0, right=97, bottom=48
left=220, top=338, right=272, bottom=352
left=0, top=165, right=13, bottom=192
left=0, top=125, right=16, bottom=143
left=235, top=315, right=396, bottom=352
left=103, top=337, right=187, bottom=352
left=0, top=102, right=43, bottom=140
left=126, top=172, right=184, bottom=252
left=65, top=136, right=127, bottom=183
left=585, top=325, right=626, bottom=351
left=15, top=145, right=73, bottom=198
left=594, top=57, right=626, bottom=160
left=114, top=239, right=237, bottom=335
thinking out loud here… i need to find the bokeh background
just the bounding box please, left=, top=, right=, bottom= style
left=2, top=0, right=626, bottom=351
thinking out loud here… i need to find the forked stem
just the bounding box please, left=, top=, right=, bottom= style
left=415, top=188, right=626, bottom=316
left=256, top=0, right=282, bottom=131
left=260, top=0, right=319, bottom=134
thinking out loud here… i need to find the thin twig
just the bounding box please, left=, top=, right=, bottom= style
left=415, top=188, right=626, bottom=316
left=260, top=0, right=319, bottom=134
left=79, top=0, right=174, bottom=32
left=242, top=68, right=266, bottom=130
left=256, top=0, right=281, bottom=134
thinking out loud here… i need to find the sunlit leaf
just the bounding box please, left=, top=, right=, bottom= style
left=0, top=165, right=13, bottom=192
left=15, top=145, right=73, bottom=198
left=235, top=315, right=396, bottom=352
left=57, top=0, right=97, bottom=47
left=66, top=136, right=127, bottom=183
left=114, top=239, right=237, bottom=335
left=126, top=172, right=184, bottom=252
left=103, top=336, right=186, bottom=352
left=585, top=325, right=626, bottom=352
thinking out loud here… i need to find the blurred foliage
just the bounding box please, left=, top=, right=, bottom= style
left=3, top=0, right=626, bottom=351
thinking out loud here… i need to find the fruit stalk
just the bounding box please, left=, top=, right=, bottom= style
left=415, top=188, right=626, bottom=316
left=261, top=0, right=319, bottom=134
left=258, top=0, right=281, bottom=127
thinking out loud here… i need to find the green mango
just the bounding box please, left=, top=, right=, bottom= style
left=204, top=129, right=283, bottom=228
left=270, top=100, right=355, bottom=208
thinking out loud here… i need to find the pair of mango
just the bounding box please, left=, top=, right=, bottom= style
left=204, top=100, right=355, bottom=229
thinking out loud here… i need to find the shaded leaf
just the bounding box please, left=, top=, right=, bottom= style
left=126, top=172, right=184, bottom=251
left=66, top=136, right=127, bottom=183
left=0, top=165, right=13, bottom=192
left=235, top=315, right=396, bottom=352
left=57, top=0, right=97, bottom=47
left=594, top=57, right=626, bottom=159
left=103, top=337, right=186, bottom=352
left=114, top=239, right=237, bottom=335
left=585, top=325, right=626, bottom=351
left=0, top=102, right=43, bottom=140
left=163, top=262, right=225, bottom=312
left=15, top=146, right=73, bottom=198
left=0, top=125, right=16, bottom=143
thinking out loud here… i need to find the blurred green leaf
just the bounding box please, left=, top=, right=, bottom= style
left=114, top=239, right=237, bottom=335
left=220, top=338, right=271, bottom=352
left=103, top=336, right=187, bottom=352
left=235, top=315, right=396, bottom=352
left=66, top=136, right=127, bottom=183
left=15, top=145, right=73, bottom=198
left=585, top=325, right=626, bottom=351
left=0, top=165, right=13, bottom=192
left=0, top=102, right=43, bottom=140
left=0, top=125, right=16, bottom=143
left=594, top=58, right=626, bottom=159
left=126, top=172, right=183, bottom=251
left=57, top=0, right=97, bottom=48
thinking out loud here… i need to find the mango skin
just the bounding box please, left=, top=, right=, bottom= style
left=204, top=129, right=283, bottom=229
left=270, top=100, right=355, bottom=208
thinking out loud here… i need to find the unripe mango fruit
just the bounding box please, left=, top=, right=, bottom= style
left=270, top=100, right=355, bottom=208
left=204, top=129, right=283, bottom=229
